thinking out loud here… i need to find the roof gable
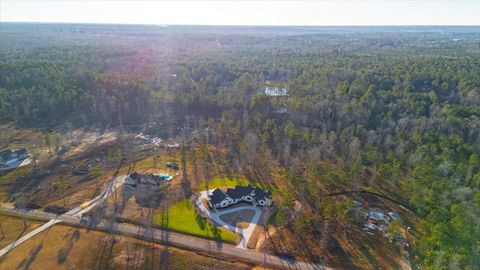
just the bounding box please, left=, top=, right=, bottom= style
left=253, top=187, right=272, bottom=200
left=16, top=148, right=27, bottom=156
left=226, top=187, right=242, bottom=199
left=209, top=188, right=228, bottom=204
left=129, top=172, right=140, bottom=180
left=235, top=185, right=254, bottom=196
left=0, top=149, right=13, bottom=161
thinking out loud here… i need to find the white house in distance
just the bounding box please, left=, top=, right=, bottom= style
left=265, top=86, right=288, bottom=96
left=208, top=185, right=272, bottom=209
left=0, top=148, right=29, bottom=170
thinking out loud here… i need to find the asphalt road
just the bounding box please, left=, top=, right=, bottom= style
left=0, top=206, right=330, bottom=270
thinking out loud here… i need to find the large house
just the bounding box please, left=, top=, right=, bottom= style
left=0, top=148, right=28, bottom=168
left=125, top=171, right=172, bottom=190
left=208, top=185, right=272, bottom=209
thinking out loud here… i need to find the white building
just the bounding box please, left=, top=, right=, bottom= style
left=265, top=87, right=288, bottom=96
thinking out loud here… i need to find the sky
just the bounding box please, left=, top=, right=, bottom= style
left=1, top=0, right=480, bottom=26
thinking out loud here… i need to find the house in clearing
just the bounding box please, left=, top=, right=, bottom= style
left=125, top=171, right=172, bottom=190
left=0, top=148, right=28, bottom=169
left=208, top=185, right=272, bottom=209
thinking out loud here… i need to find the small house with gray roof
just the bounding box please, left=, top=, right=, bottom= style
left=0, top=148, right=28, bottom=168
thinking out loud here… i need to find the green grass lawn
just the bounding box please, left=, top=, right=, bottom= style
left=201, top=177, right=253, bottom=190
left=153, top=199, right=237, bottom=243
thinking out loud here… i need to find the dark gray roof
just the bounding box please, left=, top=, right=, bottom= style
left=225, top=185, right=255, bottom=200
left=225, top=187, right=242, bottom=200
left=209, top=188, right=227, bottom=205
left=236, top=185, right=254, bottom=196
left=253, top=187, right=272, bottom=200
left=210, top=185, right=272, bottom=206
left=131, top=172, right=164, bottom=183
left=16, top=148, right=27, bottom=156
left=0, top=149, right=28, bottom=161
left=129, top=172, right=141, bottom=180
left=0, top=149, right=13, bottom=161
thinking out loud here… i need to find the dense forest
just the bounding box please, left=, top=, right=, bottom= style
left=1, top=24, right=480, bottom=269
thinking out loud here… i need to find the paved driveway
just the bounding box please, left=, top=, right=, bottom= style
left=196, top=190, right=262, bottom=249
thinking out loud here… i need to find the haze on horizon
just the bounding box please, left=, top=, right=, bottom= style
left=1, top=0, right=480, bottom=26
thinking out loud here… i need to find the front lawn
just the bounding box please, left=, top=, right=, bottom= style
left=153, top=199, right=237, bottom=243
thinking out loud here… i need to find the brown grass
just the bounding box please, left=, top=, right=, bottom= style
left=0, top=215, right=43, bottom=249
left=0, top=224, right=250, bottom=270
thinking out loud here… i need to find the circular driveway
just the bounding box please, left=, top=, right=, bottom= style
left=196, top=190, right=262, bottom=249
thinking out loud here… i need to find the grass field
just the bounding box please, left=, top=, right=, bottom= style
left=0, top=215, right=42, bottom=249
left=0, top=223, right=248, bottom=270
left=202, top=177, right=253, bottom=190
left=153, top=199, right=237, bottom=243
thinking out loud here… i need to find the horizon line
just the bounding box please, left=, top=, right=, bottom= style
left=2, top=21, right=480, bottom=27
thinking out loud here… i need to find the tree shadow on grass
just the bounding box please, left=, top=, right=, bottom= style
left=14, top=219, right=58, bottom=270
left=57, top=229, right=81, bottom=263
left=194, top=212, right=206, bottom=231
left=211, top=225, right=222, bottom=244
left=15, top=243, right=43, bottom=270
left=193, top=207, right=224, bottom=248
